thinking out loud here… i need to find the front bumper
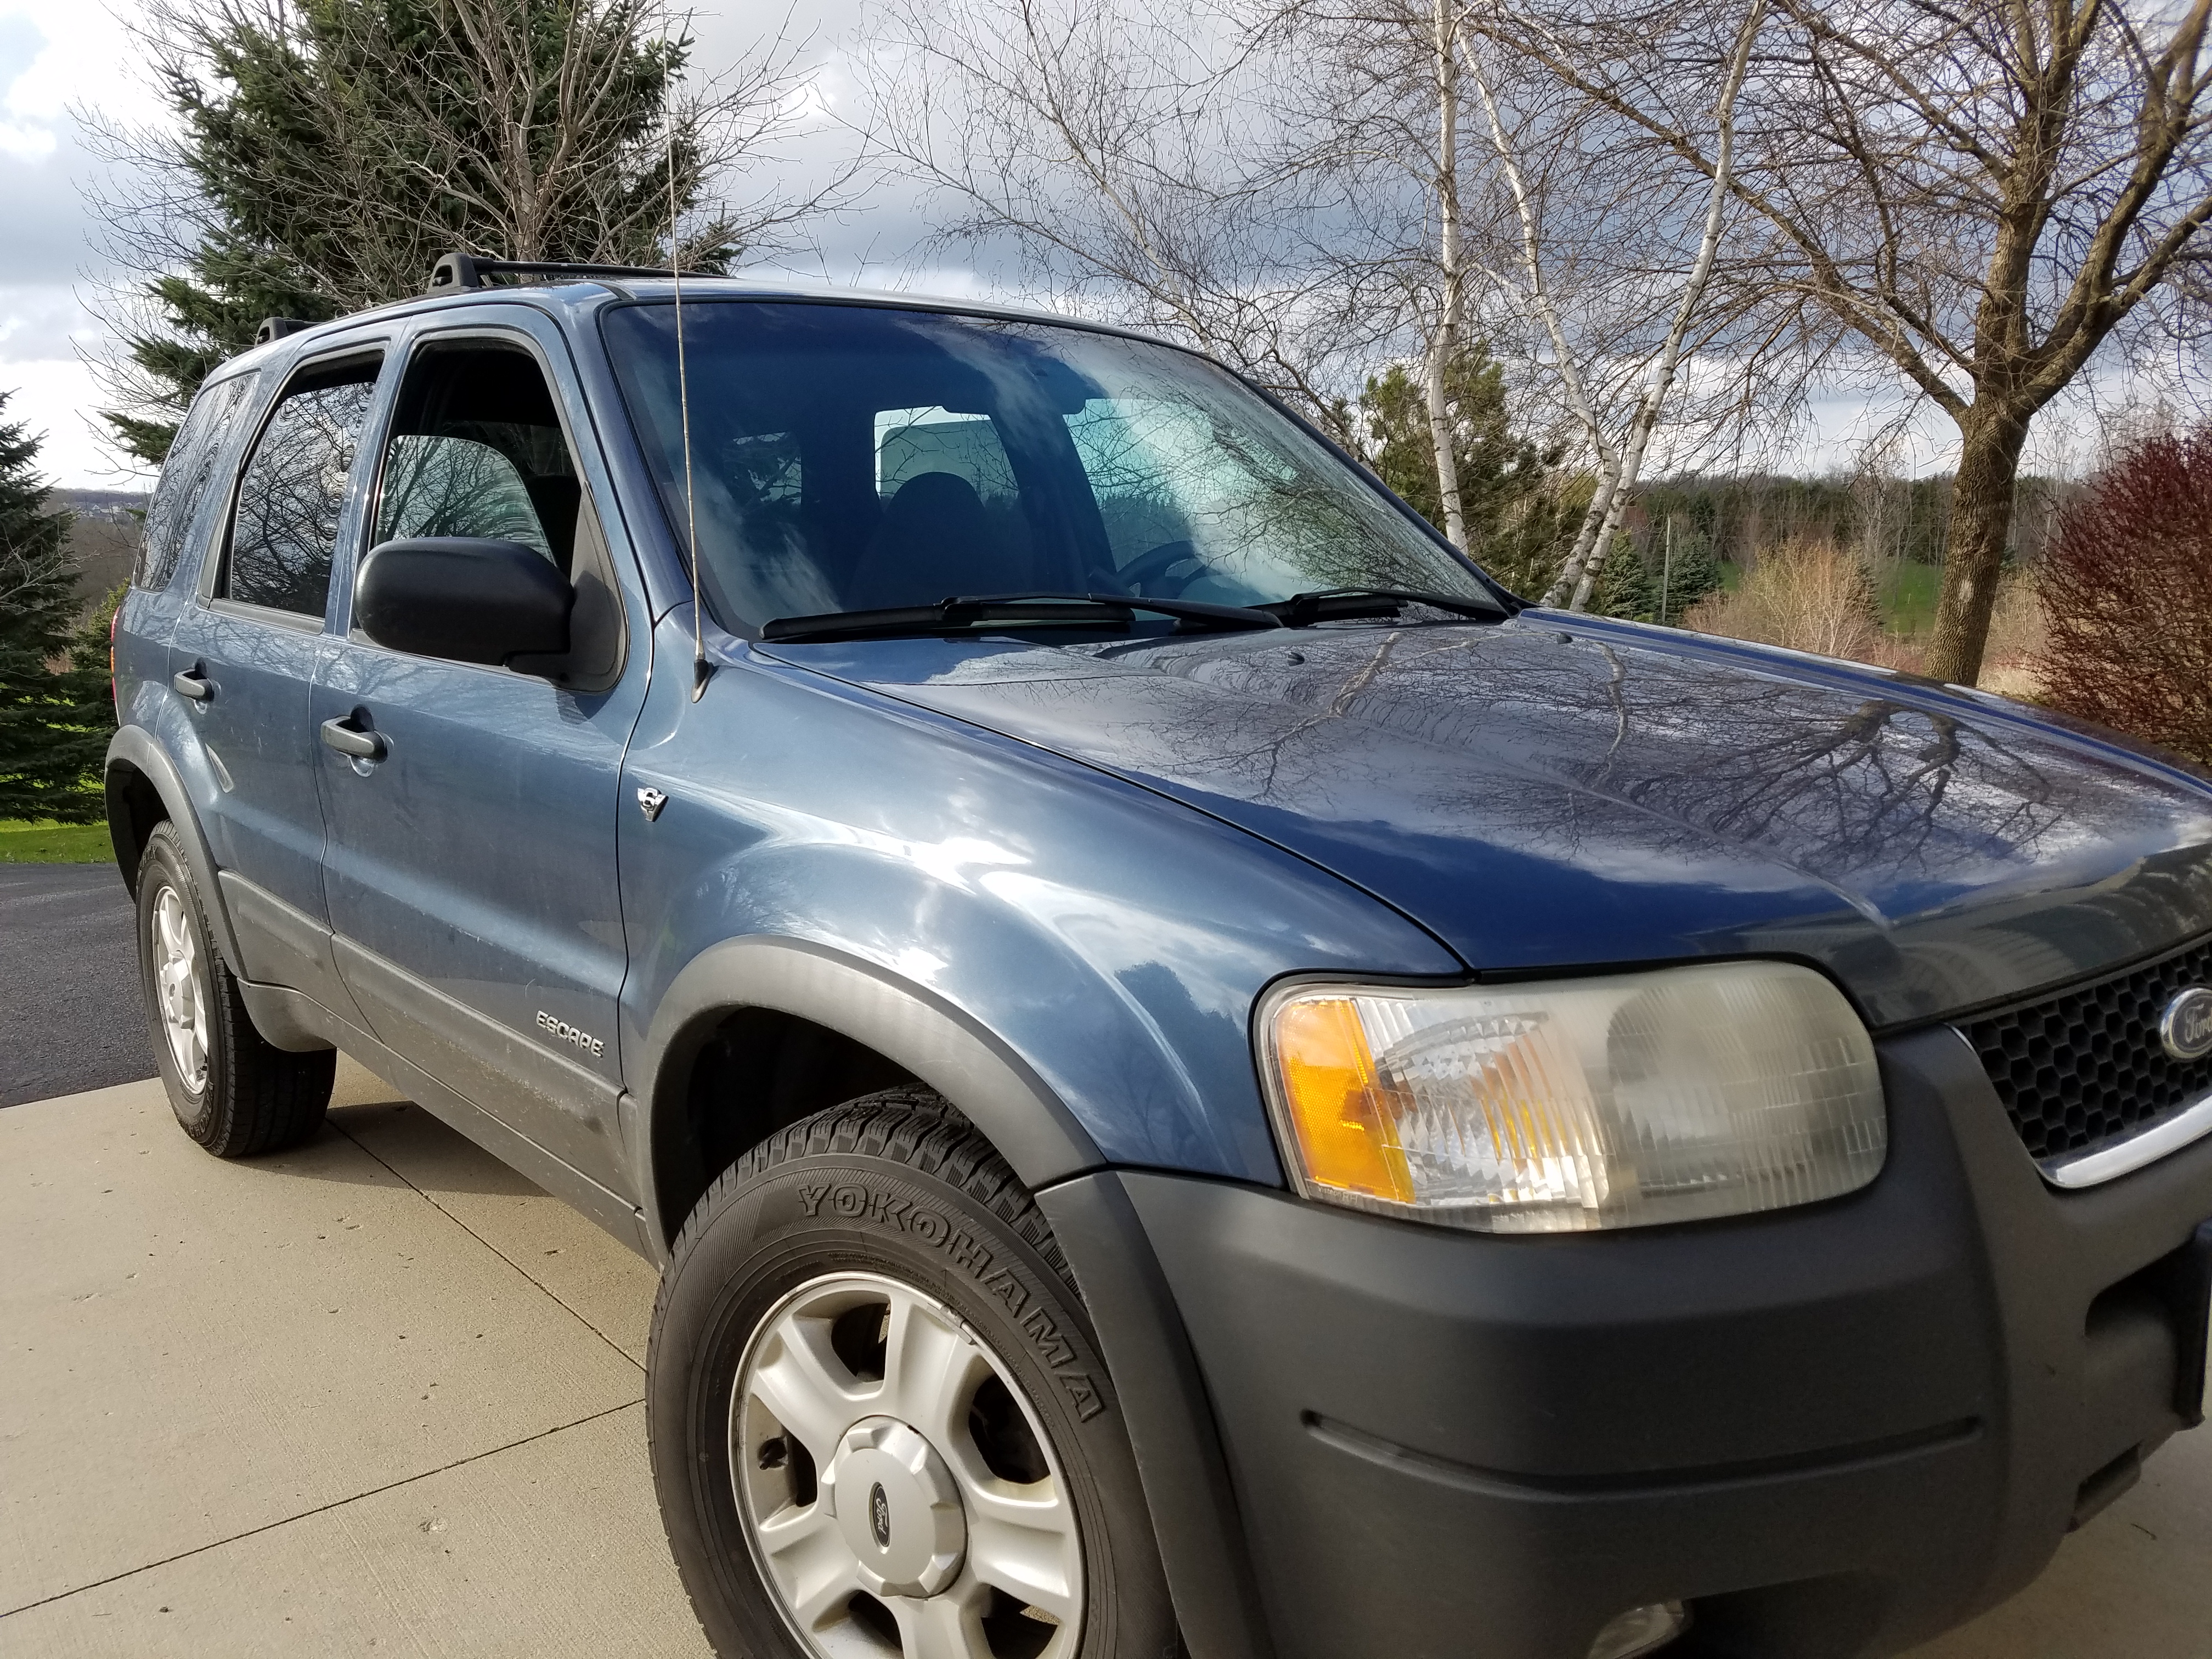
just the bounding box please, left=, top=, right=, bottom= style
left=1046, top=1025, right=2212, bottom=1659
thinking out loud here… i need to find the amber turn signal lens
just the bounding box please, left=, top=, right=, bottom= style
left=1269, top=995, right=1415, bottom=1204
left=1259, top=965, right=1887, bottom=1233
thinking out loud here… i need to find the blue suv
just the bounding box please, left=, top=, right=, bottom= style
left=109, top=261, right=2212, bottom=1659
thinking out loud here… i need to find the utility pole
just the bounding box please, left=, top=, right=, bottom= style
left=1659, top=516, right=1674, bottom=625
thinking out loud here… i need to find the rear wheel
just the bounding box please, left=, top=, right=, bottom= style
left=136, top=822, right=333, bottom=1156
left=648, top=1091, right=1178, bottom=1659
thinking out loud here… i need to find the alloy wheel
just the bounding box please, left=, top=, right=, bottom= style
left=731, top=1272, right=1084, bottom=1659
left=151, top=883, right=210, bottom=1092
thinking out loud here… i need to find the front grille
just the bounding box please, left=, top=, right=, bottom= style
left=1960, top=935, right=2212, bottom=1164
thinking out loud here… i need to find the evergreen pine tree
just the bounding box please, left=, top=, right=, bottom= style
left=107, top=242, right=337, bottom=466
left=1593, top=539, right=1658, bottom=622
left=1352, top=348, right=1552, bottom=559
left=104, top=0, right=747, bottom=463
left=0, top=394, right=108, bottom=822
left=1564, top=521, right=1729, bottom=625
left=1647, top=533, right=1725, bottom=626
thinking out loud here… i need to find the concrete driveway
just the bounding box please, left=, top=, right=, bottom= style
left=3, top=1062, right=2208, bottom=1658
left=1, top=1060, right=710, bottom=1658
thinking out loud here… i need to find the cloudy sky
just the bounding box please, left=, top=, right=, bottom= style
left=0, top=0, right=911, bottom=489
left=0, top=0, right=2081, bottom=492
left=0, top=1, right=168, bottom=488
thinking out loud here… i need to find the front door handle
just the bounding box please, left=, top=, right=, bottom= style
left=172, top=667, right=212, bottom=702
left=319, top=715, right=386, bottom=762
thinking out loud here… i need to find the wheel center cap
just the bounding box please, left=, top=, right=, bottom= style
left=823, top=1416, right=966, bottom=1598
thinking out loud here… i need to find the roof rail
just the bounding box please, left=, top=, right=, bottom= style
left=427, top=251, right=678, bottom=294
left=255, top=317, right=317, bottom=346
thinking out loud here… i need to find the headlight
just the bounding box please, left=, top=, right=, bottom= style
left=1258, top=962, right=1886, bottom=1233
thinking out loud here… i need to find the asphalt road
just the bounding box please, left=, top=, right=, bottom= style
left=0, top=862, right=153, bottom=1107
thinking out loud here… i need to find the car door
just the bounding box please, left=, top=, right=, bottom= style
left=312, top=311, right=648, bottom=1199
left=167, top=344, right=388, bottom=1015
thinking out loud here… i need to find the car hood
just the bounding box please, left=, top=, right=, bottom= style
left=761, top=614, right=2212, bottom=1026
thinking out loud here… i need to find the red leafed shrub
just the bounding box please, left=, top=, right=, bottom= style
left=2038, top=430, right=2212, bottom=766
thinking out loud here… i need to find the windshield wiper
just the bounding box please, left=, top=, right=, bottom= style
left=1262, top=588, right=1508, bottom=627
left=759, top=591, right=1286, bottom=644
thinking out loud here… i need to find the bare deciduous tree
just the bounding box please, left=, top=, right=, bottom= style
left=859, top=0, right=1362, bottom=415
left=859, top=0, right=1791, bottom=591
left=1499, top=0, right=2212, bottom=680
left=1481, top=0, right=1765, bottom=608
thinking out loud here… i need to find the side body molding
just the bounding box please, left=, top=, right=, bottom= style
left=105, top=725, right=245, bottom=975
left=633, top=935, right=1105, bottom=1254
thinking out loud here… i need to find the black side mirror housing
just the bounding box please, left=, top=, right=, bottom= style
left=354, top=538, right=573, bottom=672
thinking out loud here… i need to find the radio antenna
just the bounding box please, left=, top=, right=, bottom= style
left=668, top=116, right=708, bottom=700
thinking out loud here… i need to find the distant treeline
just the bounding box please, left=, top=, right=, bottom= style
left=1620, top=473, right=2078, bottom=572
left=55, top=490, right=149, bottom=615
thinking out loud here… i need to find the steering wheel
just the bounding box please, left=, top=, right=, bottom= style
left=1108, top=539, right=1209, bottom=599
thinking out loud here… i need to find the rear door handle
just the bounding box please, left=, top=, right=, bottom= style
left=319, top=715, right=386, bottom=762
left=172, top=668, right=212, bottom=702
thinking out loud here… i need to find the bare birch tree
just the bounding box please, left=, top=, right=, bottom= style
left=1425, top=0, right=1474, bottom=546
left=1466, top=0, right=1767, bottom=607
left=858, top=0, right=1782, bottom=584
left=1495, top=0, right=2212, bottom=681
left=1181, top=0, right=1785, bottom=577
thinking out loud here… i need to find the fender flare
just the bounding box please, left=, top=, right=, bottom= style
left=104, top=726, right=246, bottom=976
left=632, top=938, right=1270, bottom=1656
left=633, top=935, right=1105, bottom=1248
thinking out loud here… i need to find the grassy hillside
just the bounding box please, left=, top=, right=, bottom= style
left=0, top=821, right=115, bottom=864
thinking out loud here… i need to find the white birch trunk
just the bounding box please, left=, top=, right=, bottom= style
left=1467, top=58, right=1622, bottom=595
left=1426, top=0, right=1470, bottom=551
left=1557, top=0, right=1766, bottom=610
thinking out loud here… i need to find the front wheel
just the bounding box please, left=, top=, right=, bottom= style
left=647, top=1091, right=1178, bottom=1659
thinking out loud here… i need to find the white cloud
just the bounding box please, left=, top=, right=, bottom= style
left=2, top=341, right=140, bottom=489
left=0, top=3, right=171, bottom=484
left=0, top=2, right=168, bottom=131
left=0, top=281, right=137, bottom=488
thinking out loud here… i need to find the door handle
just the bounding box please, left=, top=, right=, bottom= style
left=172, top=668, right=212, bottom=702
left=319, top=715, right=386, bottom=762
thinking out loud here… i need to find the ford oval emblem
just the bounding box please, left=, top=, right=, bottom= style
left=870, top=1481, right=891, bottom=1551
left=2161, top=986, right=2212, bottom=1062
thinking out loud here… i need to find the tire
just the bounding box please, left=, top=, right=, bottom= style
left=136, top=821, right=334, bottom=1157
left=648, top=1089, right=1180, bottom=1659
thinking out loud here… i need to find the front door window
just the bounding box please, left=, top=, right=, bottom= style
left=224, top=357, right=382, bottom=619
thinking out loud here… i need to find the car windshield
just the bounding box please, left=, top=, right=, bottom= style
left=601, top=300, right=1499, bottom=633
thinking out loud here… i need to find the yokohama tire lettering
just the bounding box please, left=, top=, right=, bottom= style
left=791, top=1177, right=1103, bottom=1413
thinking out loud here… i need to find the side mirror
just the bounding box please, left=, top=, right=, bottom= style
left=354, top=537, right=572, bottom=671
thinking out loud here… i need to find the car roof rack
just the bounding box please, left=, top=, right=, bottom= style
left=427, top=251, right=679, bottom=294
left=255, top=317, right=318, bottom=346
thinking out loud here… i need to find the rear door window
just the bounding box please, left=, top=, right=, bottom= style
left=222, top=355, right=383, bottom=618
left=136, top=373, right=257, bottom=591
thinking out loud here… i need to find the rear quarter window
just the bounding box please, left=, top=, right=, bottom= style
left=135, top=373, right=258, bottom=592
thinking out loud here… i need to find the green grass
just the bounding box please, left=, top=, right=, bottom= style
left=1877, top=561, right=1943, bottom=637
left=0, top=820, right=115, bottom=864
